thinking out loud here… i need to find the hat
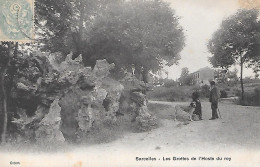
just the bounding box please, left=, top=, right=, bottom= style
left=210, top=81, right=215, bottom=85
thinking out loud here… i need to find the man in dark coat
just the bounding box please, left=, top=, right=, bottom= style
left=209, top=81, right=219, bottom=120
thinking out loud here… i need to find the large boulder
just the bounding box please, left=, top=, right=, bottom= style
left=35, top=99, right=65, bottom=143
left=130, top=92, right=157, bottom=131
left=102, top=78, right=124, bottom=120
left=59, top=54, right=85, bottom=85
left=131, top=92, right=147, bottom=106
left=77, top=87, right=108, bottom=133
left=55, top=55, right=120, bottom=141
left=59, top=87, right=91, bottom=141
left=136, top=106, right=157, bottom=131
left=77, top=104, right=95, bottom=132
left=120, top=72, right=152, bottom=93
left=120, top=74, right=158, bottom=131
left=93, top=60, right=115, bottom=79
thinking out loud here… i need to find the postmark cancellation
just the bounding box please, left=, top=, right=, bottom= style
left=0, top=0, right=34, bottom=42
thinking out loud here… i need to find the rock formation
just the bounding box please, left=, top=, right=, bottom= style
left=11, top=53, right=124, bottom=142
left=120, top=74, right=157, bottom=131
left=9, top=52, right=157, bottom=143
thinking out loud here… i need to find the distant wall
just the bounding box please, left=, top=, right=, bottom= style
left=192, top=68, right=214, bottom=85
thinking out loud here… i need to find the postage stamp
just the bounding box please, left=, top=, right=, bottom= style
left=0, top=0, right=34, bottom=42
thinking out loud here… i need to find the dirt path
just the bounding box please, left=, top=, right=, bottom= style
left=81, top=100, right=260, bottom=153
left=1, top=101, right=260, bottom=167
left=148, top=101, right=260, bottom=152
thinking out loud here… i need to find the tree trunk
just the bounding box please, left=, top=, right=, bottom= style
left=78, top=0, right=84, bottom=39
left=1, top=67, right=8, bottom=143
left=1, top=42, right=13, bottom=143
left=240, top=62, right=244, bottom=102
left=71, top=0, right=85, bottom=59
left=142, top=68, right=149, bottom=84
left=77, top=0, right=85, bottom=57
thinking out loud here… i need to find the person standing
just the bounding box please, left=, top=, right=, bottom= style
left=209, top=81, right=219, bottom=120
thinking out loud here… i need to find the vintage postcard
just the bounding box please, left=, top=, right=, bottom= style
left=0, top=0, right=260, bottom=167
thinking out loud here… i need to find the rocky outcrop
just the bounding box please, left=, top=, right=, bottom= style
left=131, top=92, right=157, bottom=131
left=35, top=99, right=65, bottom=143
left=10, top=52, right=157, bottom=143
left=102, top=78, right=124, bottom=121
left=120, top=74, right=157, bottom=131
left=11, top=52, right=124, bottom=142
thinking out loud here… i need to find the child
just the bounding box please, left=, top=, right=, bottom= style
left=190, top=92, right=202, bottom=120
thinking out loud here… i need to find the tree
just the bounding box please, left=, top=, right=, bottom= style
left=35, top=0, right=73, bottom=53
left=214, top=69, right=228, bottom=83
left=0, top=42, right=45, bottom=143
left=214, top=68, right=238, bottom=85
left=227, top=69, right=239, bottom=85
left=208, top=9, right=260, bottom=101
left=249, top=57, right=260, bottom=78
left=0, top=42, right=18, bottom=143
left=35, top=0, right=119, bottom=57
left=35, top=0, right=185, bottom=79
left=178, top=67, right=193, bottom=86
left=161, top=78, right=178, bottom=87
left=253, top=64, right=260, bottom=78
left=82, top=0, right=185, bottom=78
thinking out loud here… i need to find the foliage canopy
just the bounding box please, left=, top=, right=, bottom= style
left=35, top=0, right=185, bottom=77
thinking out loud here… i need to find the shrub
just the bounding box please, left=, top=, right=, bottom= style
left=200, top=84, right=210, bottom=98
left=234, top=89, right=241, bottom=97
left=220, top=90, right=228, bottom=98
left=147, top=86, right=191, bottom=102
left=238, top=88, right=260, bottom=106
left=225, top=87, right=231, bottom=91
left=163, top=79, right=178, bottom=88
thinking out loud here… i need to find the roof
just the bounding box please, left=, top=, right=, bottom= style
left=192, top=66, right=214, bottom=74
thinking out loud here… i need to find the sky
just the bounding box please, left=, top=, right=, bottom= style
left=163, top=0, right=256, bottom=79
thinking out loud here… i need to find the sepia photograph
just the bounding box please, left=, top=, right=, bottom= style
left=0, top=0, right=260, bottom=166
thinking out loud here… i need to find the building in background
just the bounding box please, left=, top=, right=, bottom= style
left=192, top=66, right=215, bottom=85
